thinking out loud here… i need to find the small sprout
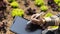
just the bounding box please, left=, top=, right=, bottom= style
left=58, top=8, right=60, bottom=11
left=10, top=1, right=19, bottom=8
left=54, top=0, right=60, bottom=4
left=58, top=3, right=60, bottom=7
left=50, top=26, right=59, bottom=28
left=40, top=5, right=48, bottom=12
left=11, top=8, right=24, bottom=17
left=44, top=13, right=53, bottom=17
left=48, top=26, right=59, bottom=30
left=8, top=0, right=16, bottom=3
left=35, top=0, right=44, bottom=7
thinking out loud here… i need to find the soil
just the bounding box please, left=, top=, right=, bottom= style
left=0, top=0, right=60, bottom=34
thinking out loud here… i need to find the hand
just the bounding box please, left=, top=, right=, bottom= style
left=31, top=14, right=43, bottom=25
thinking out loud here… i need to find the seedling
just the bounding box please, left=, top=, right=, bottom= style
left=11, top=8, right=24, bottom=17
left=58, top=3, right=60, bottom=7
left=48, top=26, right=59, bottom=30
left=35, top=0, right=44, bottom=7
left=58, top=8, right=60, bottom=11
left=44, top=13, right=53, bottom=17
left=10, top=1, right=19, bottom=8
left=54, top=0, right=60, bottom=4
left=40, top=5, right=48, bottom=12
left=44, top=13, right=59, bottom=31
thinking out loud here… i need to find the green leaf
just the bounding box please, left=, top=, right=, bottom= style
left=11, top=8, right=24, bottom=17
left=48, top=26, right=59, bottom=30
left=58, top=3, right=60, bottom=6
left=10, top=1, right=19, bottom=8
left=17, top=9, right=24, bottom=16
left=44, top=13, right=53, bottom=17
left=40, top=5, right=48, bottom=11
left=58, top=8, right=60, bottom=11
left=51, top=26, right=59, bottom=28
left=35, top=0, right=44, bottom=6
left=54, top=0, right=60, bottom=4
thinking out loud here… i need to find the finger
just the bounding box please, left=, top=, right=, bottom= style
left=34, top=18, right=40, bottom=21
left=31, top=14, right=36, bottom=19
left=31, top=14, right=39, bottom=19
left=34, top=14, right=40, bottom=18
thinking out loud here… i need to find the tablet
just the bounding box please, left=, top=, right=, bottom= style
left=10, top=16, right=42, bottom=34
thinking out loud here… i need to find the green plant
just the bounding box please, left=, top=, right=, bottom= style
left=50, top=26, right=59, bottom=28
left=11, top=8, right=24, bottom=17
left=48, top=26, right=59, bottom=30
left=54, top=0, right=60, bottom=4
left=58, top=8, right=60, bottom=11
left=44, top=13, right=53, bottom=17
left=44, top=12, right=58, bottom=30
left=10, top=1, right=19, bottom=8
left=35, top=0, right=44, bottom=6
left=40, top=5, right=48, bottom=11
left=58, top=3, right=60, bottom=7
left=8, top=0, right=16, bottom=3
